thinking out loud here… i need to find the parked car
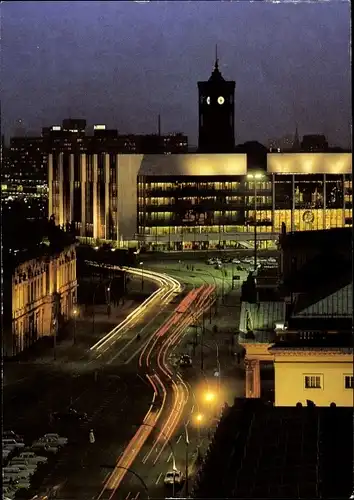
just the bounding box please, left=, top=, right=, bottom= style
left=3, top=431, right=23, bottom=441
left=30, top=441, right=60, bottom=453
left=179, top=354, right=192, bottom=367
left=3, top=487, right=15, bottom=500
left=3, top=466, right=33, bottom=479
left=164, top=470, right=184, bottom=486
left=6, top=463, right=37, bottom=476
left=3, top=449, right=12, bottom=460
left=42, top=433, right=68, bottom=445
left=9, top=459, right=38, bottom=471
left=2, top=439, right=25, bottom=449
left=19, top=452, right=48, bottom=464
left=3, top=477, right=31, bottom=491
left=232, top=258, right=241, bottom=264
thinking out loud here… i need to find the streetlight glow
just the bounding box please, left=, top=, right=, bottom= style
left=204, top=391, right=216, bottom=402
left=73, top=308, right=78, bottom=316
left=195, top=413, right=203, bottom=422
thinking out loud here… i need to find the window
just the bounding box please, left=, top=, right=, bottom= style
left=304, top=374, right=322, bottom=389
left=344, top=375, right=353, bottom=389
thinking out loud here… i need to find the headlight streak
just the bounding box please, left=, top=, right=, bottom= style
left=96, top=273, right=215, bottom=500
left=90, top=266, right=181, bottom=354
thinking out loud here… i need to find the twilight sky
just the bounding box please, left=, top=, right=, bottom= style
left=1, top=0, right=351, bottom=147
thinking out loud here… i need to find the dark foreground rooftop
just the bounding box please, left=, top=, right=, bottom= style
left=191, top=398, right=353, bottom=499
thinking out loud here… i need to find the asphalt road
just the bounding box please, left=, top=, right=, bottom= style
left=4, top=257, right=257, bottom=500
left=3, top=268, right=180, bottom=500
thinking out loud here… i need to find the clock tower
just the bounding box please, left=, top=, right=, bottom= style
left=198, top=51, right=235, bottom=153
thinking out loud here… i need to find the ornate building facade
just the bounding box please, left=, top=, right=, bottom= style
left=4, top=244, right=77, bottom=356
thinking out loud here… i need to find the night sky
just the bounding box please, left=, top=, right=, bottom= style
left=2, top=1, right=351, bottom=148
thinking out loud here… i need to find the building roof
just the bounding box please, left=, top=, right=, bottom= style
left=239, top=301, right=285, bottom=334
left=279, top=227, right=351, bottom=251
left=267, top=152, right=352, bottom=174
left=131, top=153, right=247, bottom=176
left=294, top=282, right=352, bottom=318
left=282, top=250, right=351, bottom=296
left=192, top=399, right=353, bottom=499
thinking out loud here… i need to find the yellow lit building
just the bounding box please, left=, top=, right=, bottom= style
left=4, top=244, right=77, bottom=357
left=270, top=345, right=353, bottom=407
left=48, top=152, right=352, bottom=249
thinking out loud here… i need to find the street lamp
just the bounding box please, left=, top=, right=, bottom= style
left=247, top=172, right=265, bottom=271
left=139, top=261, right=144, bottom=291
left=204, top=391, right=216, bottom=403
left=72, top=307, right=78, bottom=345
left=106, top=283, right=111, bottom=317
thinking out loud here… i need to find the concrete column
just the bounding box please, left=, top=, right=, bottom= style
left=69, top=153, right=74, bottom=223
left=58, top=153, right=64, bottom=227
left=80, top=155, right=87, bottom=237
left=291, top=175, right=295, bottom=232
left=104, top=154, right=110, bottom=240
left=342, top=174, right=346, bottom=227
left=245, top=358, right=261, bottom=398
left=253, top=359, right=261, bottom=398
left=48, top=154, right=53, bottom=217
left=93, top=155, right=98, bottom=240
left=271, top=174, right=275, bottom=233
left=245, top=358, right=254, bottom=398
left=115, top=155, right=120, bottom=245
left=323, top=173, right=326, bottom=229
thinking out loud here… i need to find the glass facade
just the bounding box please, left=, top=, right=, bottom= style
left=138, top=172, right=352, bottom=250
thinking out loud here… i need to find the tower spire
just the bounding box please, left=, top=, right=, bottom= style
left=292, top=122, right=300, bottom=151
left=215, top=44, right=219, bottom=70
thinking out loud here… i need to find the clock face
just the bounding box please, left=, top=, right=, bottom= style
left=206, top=96, right=211, bottom=105
left=303, top=211, right=314, bottom=223
left=218, top=96, right=225, bottom=105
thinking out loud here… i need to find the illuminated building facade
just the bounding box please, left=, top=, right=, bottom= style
left=3, top=245, right=77, bottom=357
left=48, top=152, right=352, bottom=249
left=270, top=344, right=353, bottom=407
left=3, top=136, right=48, bottom=202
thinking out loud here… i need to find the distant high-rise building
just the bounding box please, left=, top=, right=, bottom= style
left=301, top=134, right=328, bottom=152
left=9, top=136, right=47, bottom=194
left=198, top=48, right=235, bottom=153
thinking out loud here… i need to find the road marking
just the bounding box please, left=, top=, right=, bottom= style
left=102, top=472, right=110, bottom=483
left=156, top=472, right=162, bottom=484
left=125, top=493, right=131, bottom=500
left=176, top=435, right=182, bottom=444
left=134, top=493, right=140, bottom=500
left=167, top=452, right=172, bottom=462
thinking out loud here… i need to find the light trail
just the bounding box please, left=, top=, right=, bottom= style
left=96, top=280, right=216, bottom=500
left=89, top=265, right=181, bottom=354
left=142, top=286, right=215, bottom=465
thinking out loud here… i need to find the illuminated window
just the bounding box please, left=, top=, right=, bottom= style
left=344, top=375, right=353, bottom=389
left=304, top=374, right=323, bottom=389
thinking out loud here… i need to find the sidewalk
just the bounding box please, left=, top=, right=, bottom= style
left=3, top=292, right=145, bottom=387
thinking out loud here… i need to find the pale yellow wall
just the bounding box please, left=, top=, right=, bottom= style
left=11, top=245, right=77, bottom=355
left=274, top=359, right=353, bottom=407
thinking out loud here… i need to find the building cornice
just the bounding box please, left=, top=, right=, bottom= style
left=270, top=347, right=353, bottom=356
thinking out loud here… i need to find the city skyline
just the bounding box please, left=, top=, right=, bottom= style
left=2, top=1, right=351, bottom=147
